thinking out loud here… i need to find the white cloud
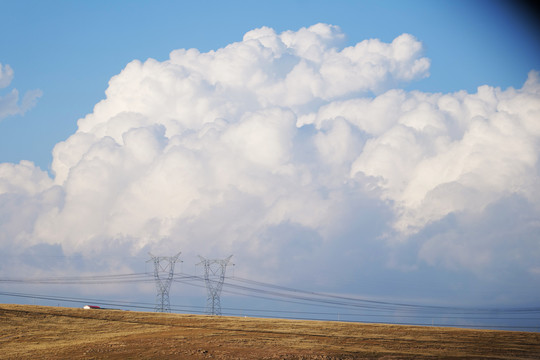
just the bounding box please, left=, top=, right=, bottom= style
left=0, top=161, right=60, bottom=251
left=0, top=63, right=42, bottom=120
left=0, top=63, right=14, bottom=88
left=347, top=75, right=540, bottom=236
left=0, top=25, right=539, bottom=304
left=0, top=160, right=54, bottom=196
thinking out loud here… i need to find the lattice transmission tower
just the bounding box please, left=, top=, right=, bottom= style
left=197, top=255, right=233, bottom=315
left=147, top=252, right=181, bottom=313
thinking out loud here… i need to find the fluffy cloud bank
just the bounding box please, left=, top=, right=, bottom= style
left=1, top=25, right=539, bottom=300
left=0, top=63, right=42, bottom=120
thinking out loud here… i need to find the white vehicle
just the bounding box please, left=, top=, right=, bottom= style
left=83, top=305, right=101, bottom=310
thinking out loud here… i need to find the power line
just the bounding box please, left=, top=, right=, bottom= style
left=1, top=290, right=538, bottom=331
left=2, top=271, right=539, bottom=331
left=3, top=271, right=539, bottom=315
left=0, top=272, right=152, bottom=284
left=173, top=273, right=540, bottom=330
left=228, top=276, right=540, bottom=314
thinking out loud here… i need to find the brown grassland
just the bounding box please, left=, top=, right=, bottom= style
left=0, top=304, right=539, bottom=359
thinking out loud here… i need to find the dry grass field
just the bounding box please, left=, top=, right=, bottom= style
left=1, top=304, right=539, bottom=359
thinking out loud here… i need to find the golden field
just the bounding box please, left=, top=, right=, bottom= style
left=1, top=304, right=539, bottom=359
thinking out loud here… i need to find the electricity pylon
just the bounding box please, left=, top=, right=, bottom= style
left=147, top=252, right=181, bottom=313
left=197, top=255, right=233, bottom=315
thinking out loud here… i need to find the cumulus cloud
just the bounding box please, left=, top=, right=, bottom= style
left=0, top=24, right=539, bottom=303
left=0, top=63, right=42, bottom=120
left=0, top=63, right=15, bottom=88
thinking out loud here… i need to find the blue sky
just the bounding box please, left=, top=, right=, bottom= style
left=1, top=1, right=540, bottom=330
left=1, top=0, right=538, bottom=169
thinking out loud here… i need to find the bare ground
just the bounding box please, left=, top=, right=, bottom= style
left=0, top=304, right=539, bottom=359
